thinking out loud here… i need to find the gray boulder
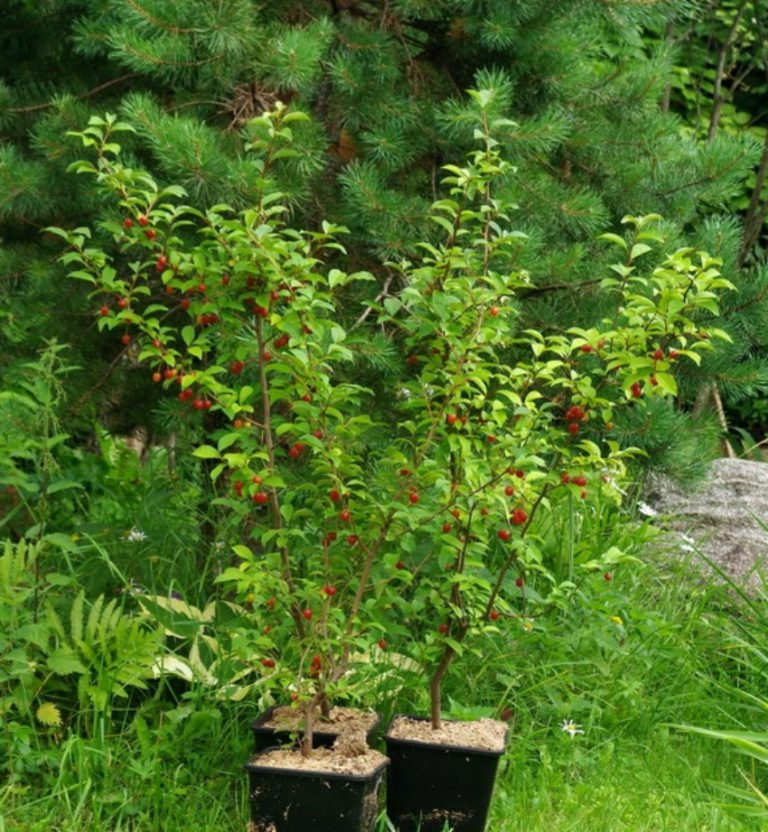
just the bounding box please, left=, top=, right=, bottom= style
left=645, top=458, right=768, bottom=589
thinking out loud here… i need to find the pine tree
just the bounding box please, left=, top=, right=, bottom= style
left=1, top=0, right=766, bottom=472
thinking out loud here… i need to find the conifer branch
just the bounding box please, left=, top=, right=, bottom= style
left=8, top=74, right=143, bottom=114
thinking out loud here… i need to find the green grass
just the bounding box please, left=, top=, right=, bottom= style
left=490, top=734, right=755, bottom=831
left=2, top=535, right=766, bottom=831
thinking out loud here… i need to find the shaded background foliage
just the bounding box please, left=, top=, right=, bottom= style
left=2, top=0, right=768, bottom=473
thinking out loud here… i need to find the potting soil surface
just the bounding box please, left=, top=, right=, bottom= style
left=251, top=746, right=388, bottom=776
left=260, top=705, right=378, bottom=735
left=387, top=716, right=508, bottom=752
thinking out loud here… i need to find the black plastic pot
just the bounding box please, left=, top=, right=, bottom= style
left=245, top=747, right=388, bottom=832
left=251, top=705, right=381, bottom=752
left=384, top=716, right=508, bottom=832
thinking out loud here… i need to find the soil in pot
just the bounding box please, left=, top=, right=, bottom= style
left=245, top=733, right=389, bottom=832
left=251, top=704, right=380, bottom=752
left=384, top=715, right=508, bottom=832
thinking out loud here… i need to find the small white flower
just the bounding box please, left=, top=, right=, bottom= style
left=680, top=533, right=696, bottom=553
left=125, top=527, right=148, bottom=542
left=215, top=541, right=225, bottom=550
left=399, top=387, right=412, bottom=400
left=561, top=719, right=584, bottom=738
left=637, top=502, right=657, bottom=518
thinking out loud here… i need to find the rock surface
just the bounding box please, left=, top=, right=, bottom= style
left=646, top=457, right=768, bottom=589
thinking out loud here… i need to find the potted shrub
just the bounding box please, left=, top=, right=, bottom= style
left=363, top=105, right=732, bottom=829
left=50, top=106, right=393, bottom=831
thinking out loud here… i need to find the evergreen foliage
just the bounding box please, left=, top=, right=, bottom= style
left=2, top=0, right=768, bottom=473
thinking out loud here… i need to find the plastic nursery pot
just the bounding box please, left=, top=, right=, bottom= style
left=251, top=705, right=381, bottom=752
left=384, top=715, right=508, bottom=832
left=245, top=747, right=388, bottom=832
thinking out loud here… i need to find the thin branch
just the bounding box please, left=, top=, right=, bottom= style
left=707, top=0, right=749, bottom=143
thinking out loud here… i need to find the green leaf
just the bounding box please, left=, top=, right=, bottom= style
left=192, top=445, right=220, bottom=460
left=47, top=648, right=87, bottom=676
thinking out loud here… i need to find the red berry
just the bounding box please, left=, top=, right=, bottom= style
left=180, top=299, right=190, bottom=310
left=406, top=354, right=419, bottom=366
left=572, top=476, right=587, bottom=487
left=197, top=283, right=206, bottom=294
left=322, top=585, right=337, bottom=597
left=193, top=398, right=206, bottom=409
left=145, top=229, right=157, bottom=240
left=222, top=274, right=230, bottom=286
left=301, top=393, right=312, bottom=403
left=288, top=444, right=302, bottom=459
left=580, top=489, right=588, bottom=499
left=121, top=334, right=131, bottom=345
left=438, top=623, right=449, bottom=634
left=450, top=508, right=461, bottom=519
left=480, top=507, right=489, bottom=517
left=669, top=349, right=679, bottom=359
left=560, top=472, right=570, bottom=484
left=409, top=491, right=420, bottom=504
left=152, top=339, right=162, bottom=348
left=488, top=306, right=500, bottom=317
left=325, top=531, right=338, bottom=542
left=260, top=658, right=275, bottom=668
left=99, top=305, right=110, bottom=317
left=138, top=214, right=150, bottom=227
left=302, top=609, right=313, bottom=620
left=234, top=481, right=244, bottom=496
left=652, top=349, right=664, bottom=361
left=498, top=529, right=511, bottom=542
left=603, top=572, right=613, bottom=581
left=511, top=508, right=528, bottom=526
left=515, top=576, right=524, bottom=588
left=329, top=489, right=341, bottom=503
left=312, top=429, right=324, bottom=439
left=581, top=344, right=592, bottom=353
left=253, top=492, right=268, bottom=504
left=504, top=485, right=515, bottom=496
left=254, top=305, right=269, bottom=318
left=515, top=469, right=525, bottom=479
left=123, top=218, right=134, bottom=230
left=568, top=422, right=580, bottom=435
left=274, top=334, right=290, bottom=349
left=156, top=254, right=168, bottom=271
left=347, top=534, right=359, bottom=546
left=395, top=560, right=406, bottom=570
left=446, top=413, right=458, bottom=425
left=152, top=371, right=162, bottom=383
left=650, top=375, right=659, bottom=387
left=117, top=296, right=129, bottom=309
left=340, top=509, right=351, bottom=522
left=565, top=405, right=584, bottom=421
left=631, top=382, right=642, bottom=399
left=442, top=522, right=453, bottom=533
left=399, top=468, right=411, bottom=477
left=230, top=360, right=245, bottom=375
left=163, top=368, right=176, bottom=380
left=489, top=610, right=500, bottom=621
left=261, top=350, right=272, bottom=362
left=310, top=655, right=321, bottom=668
left=270, top=289, right=281, bottom=302
left=487, top=434, right=497, bottom=444
left=252, top=475, right=263, bottom=484
left=377, top=639, right=387, bottom=649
